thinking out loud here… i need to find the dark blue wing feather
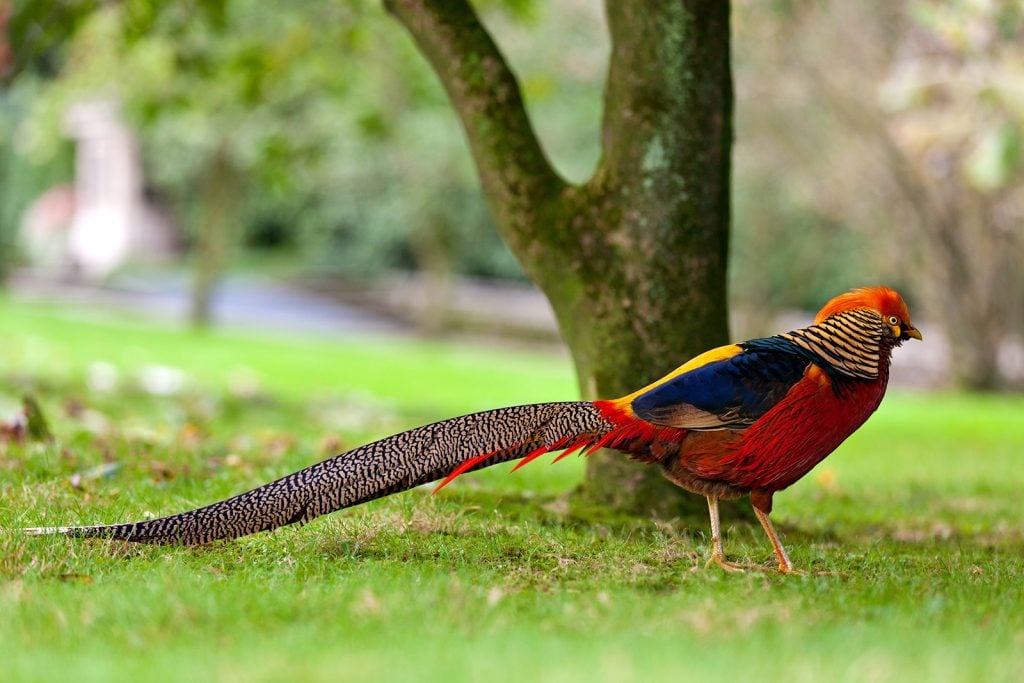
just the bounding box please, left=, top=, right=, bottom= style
left=631, top=346, right=808, bottom=429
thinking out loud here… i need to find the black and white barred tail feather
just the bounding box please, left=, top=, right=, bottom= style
left=25, top=401, right=612, bottom=545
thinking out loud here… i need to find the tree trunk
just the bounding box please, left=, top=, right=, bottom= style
left=386, top=0, right=734, bottom=518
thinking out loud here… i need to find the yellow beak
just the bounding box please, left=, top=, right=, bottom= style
left=905, top=326, right=923, bottom=341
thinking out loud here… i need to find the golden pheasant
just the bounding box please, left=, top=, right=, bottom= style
left=28, top=286, right=920, bottom=573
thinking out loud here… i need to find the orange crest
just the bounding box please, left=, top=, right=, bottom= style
left=814, top=287, right=912, bottom=326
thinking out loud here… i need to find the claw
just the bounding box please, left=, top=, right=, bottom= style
left=707, top=553, right=746, bottom=573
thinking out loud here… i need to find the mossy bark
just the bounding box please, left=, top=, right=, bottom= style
left=387, top=0, right=735, bottom=518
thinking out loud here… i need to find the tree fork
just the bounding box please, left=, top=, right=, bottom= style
left=387, top=0, right=737, bottom=519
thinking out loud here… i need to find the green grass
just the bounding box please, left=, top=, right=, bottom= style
left=2, top=298, right=1023, bottom=682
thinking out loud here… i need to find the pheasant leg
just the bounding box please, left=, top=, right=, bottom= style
left=753, top=506, right=795, bottom=574
left=705, top=496, right=745, bottom=572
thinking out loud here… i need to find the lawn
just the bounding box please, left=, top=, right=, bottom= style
left=2, top=298, right=1023, bottom=682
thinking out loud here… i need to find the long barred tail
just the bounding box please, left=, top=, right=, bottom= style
left=24, top=401, right=614, bottom=545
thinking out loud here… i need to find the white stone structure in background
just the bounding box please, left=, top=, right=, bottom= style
left=63, top=98, right=139, bottom=279
left=20, top=98, right=176, bottom=280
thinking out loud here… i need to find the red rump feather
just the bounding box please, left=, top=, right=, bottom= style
left=590, top=400, right=690, bottom=460
left=511, top=436, right=572, bottom=472
left=432, top=399, right=689, bottom=493
left=551, top=440, right=590, bottom=463
left=432, top=451, right=500, bottom=493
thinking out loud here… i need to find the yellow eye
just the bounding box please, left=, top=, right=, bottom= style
left=887, top=315, right=900, bottom=326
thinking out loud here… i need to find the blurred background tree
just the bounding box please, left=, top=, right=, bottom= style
left=732, top=0, right=1024, bottom=389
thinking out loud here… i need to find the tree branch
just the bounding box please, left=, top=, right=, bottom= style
left=384, top=0, right=568, bottom=255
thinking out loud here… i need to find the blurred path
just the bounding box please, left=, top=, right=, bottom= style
left=9, top=271, right=412, bottom=336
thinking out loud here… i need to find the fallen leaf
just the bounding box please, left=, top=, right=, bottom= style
left=352, top=589, right=384, bottom=618
left=57, top=574, right=94, bottom=584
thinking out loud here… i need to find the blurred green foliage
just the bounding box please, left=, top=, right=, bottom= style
left=2, top=0, right=562, bottom=282
left=0, top=79, right=72, bottom=280
left=2, top=0, right=100, bottom=80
